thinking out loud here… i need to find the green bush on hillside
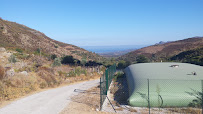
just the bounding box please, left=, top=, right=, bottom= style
left=52, top=58, right=61, bottom=67
left=117, top=60, right=131, bottom=69
left=51, top=54, right=57, bottom=60
left=61, top=55, right=75, bottom=64
left=67, top=67, right=88, bottom=77
left=8, top=54, right=17, bottom=63
left=170, top=47, right=203, bottom=66
left=16, top=48, right=23, bottom=53
left=136, top=55, right=149, bottom=63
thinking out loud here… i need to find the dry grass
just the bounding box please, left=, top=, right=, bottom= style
left=0, top=65, right=5, bottom=80
left=0, top=67, right=101, bottom=106
left=37, top=68, right=58, bottom=88
left=167, top=107, right=202, bottom=114
left=60, top=85, right=111, bottom=114
left=0, top=73, right=39, bottom=101
left=128, top=107, right=137, bottom=112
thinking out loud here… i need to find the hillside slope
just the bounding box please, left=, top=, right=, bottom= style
left=119, top=37, right=203, bottom=62
left=170, top=47, right=203, bottom=65
left=0, top=18, right=102, bottom=61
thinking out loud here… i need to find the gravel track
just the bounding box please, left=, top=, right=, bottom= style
left=0, top=79, right=99, bottom=114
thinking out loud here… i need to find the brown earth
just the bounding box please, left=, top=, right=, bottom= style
left=60, top=86, right=113, bottom=114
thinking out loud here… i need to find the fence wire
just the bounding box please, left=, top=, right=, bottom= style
left=100, top=64, right=116, bottom=110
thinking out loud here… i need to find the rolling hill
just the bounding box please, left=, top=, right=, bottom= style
left=0, top=18, right=103, bottom=61
left=119, top=37, right=203, bottom=62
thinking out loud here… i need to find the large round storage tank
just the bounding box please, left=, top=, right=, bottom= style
left=124, top=62, right=203, bottom=107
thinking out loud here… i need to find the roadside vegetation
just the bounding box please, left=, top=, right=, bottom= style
left=0, top=47, right=104, bottom=104
left=170, top=47, right=203, bottom=66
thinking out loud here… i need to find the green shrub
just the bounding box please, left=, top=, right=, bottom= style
left=82, top=69, right=87, bottom=76
left=117, top=60, right=131, bottom=69
left=36, top=48, right=41, bottom=53
left=52, top=58, right=61, bottom=67
left=67, top=67, right=88, bottom=77
left=16, top=48, right=23, bottom=53
left=54, top=45, right=58, bottom=48
left=68, top=71, right=76, bottom=77
left=61, top=55, right=75, bottom=64
left=8, top=54, right=17, bottom=63
left=136, top=55, right=149, bottom=63
left=51, top=54, right=57, bottom=60
left=114, top=72, right=124, bottom=81
left=13, top=53, right=29, bottom=60
left=75, top=67, right=81, bottom=76
left=81, top=58, right=87, bottom=66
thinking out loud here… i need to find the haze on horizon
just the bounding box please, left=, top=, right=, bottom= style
left=1, top=0, right=203, bottom=46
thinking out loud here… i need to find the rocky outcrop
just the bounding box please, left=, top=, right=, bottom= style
left=0, top=47, right=6, bottom=52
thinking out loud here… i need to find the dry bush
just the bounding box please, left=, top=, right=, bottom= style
left=30, top=56, right=45, bottom=68
left=0, top=65, right=5, bottom=80
left=37, top=69, right=58, bottom=88
left=0, top=73, right=39, bottom=100
left=0, top=81, right=6, bottom=101
left=38, top=66, right=54, bottom=74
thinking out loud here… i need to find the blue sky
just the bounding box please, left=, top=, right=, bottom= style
left=1, top=0, right=203, bottom=46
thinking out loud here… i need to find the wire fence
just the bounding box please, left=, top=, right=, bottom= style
left=100, top=64, right=116, bottom=110
left=110, top=74, right=203, bottom=114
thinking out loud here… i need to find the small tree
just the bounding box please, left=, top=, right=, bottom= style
left=16, top=48, right=23, bottom=53
left=51, top=54, right=57, bottom=60
left=36, top=48, right=40, bottom=53
left=61, top=55, right=75, bottom=64
left=74, top=59, right=78, bottom=66
left=136, top=55, right=149, bottom=63
left=117, top=60, right=131, bottom=69
left=81, top=58, right=87, bottom=67
left=117, top=60, right=126, bottom=69
left=8, top=54, right=17, bottom=63
left=52, top=58, right=61, bottom=67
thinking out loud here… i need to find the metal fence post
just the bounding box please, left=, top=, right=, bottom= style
left=105, top=69, right=108, bottom=95
left=148, top=79, right=150, bottom=114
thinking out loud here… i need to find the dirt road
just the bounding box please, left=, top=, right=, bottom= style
left=0, top=79, right=99, bottom=114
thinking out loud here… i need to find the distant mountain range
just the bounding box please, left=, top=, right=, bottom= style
left=119, top=37, right=203, bottom=62
left=81, top=45, right=146, bottom=53
left=0, top=18, right=103, bottom=61
left=81, top=45, right=147, bottom=57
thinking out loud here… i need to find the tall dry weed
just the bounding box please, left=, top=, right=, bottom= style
left=0, top=73, right=40, bottom=100
left=0, top=65, right=5, bottom=80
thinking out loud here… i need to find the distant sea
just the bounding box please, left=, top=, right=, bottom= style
left=80, top=45, right=147, bottom=53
